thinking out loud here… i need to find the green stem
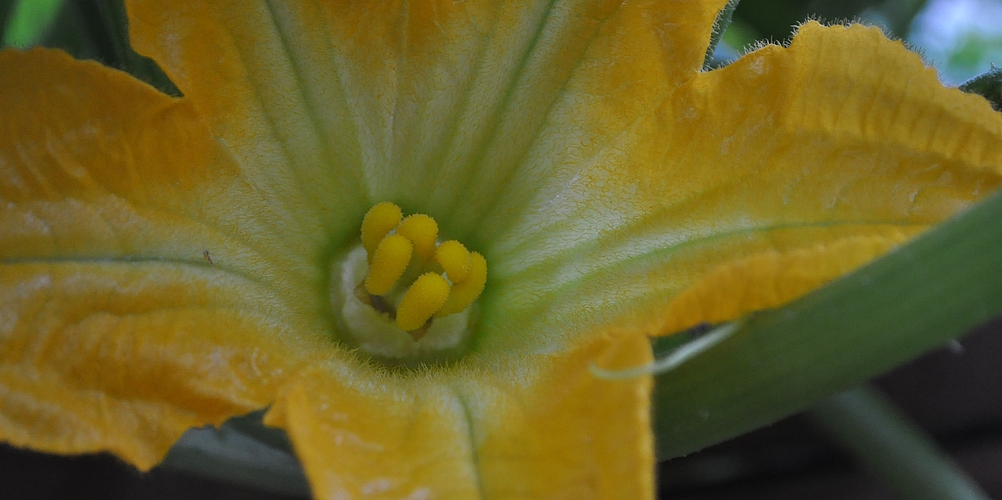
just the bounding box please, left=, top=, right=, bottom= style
left=810, top=386, right=989, bottom=500
left=654, top=189, right=1002, bottom=459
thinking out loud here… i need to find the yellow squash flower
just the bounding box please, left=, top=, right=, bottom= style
left=2, top=1, right=1002, bottom=498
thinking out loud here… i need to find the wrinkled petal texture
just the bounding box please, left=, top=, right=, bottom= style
left=0, top=50, right=323, bottom=469
left=487, top=22, right=1002, bottom=352
left=264, top=331, right=653, bottom=500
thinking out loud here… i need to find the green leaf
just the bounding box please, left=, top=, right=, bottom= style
left=653, top=188, right=1002, bottom=460
left=82, top=0, right=180, bottom=96
left=960, top=67, right=1002, bottom=112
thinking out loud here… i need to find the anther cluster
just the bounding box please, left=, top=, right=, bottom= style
left=358, top=202, right=487, bottom=339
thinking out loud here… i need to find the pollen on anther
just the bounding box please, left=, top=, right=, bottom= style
left=361, top=202, right=403, bottom=258
left=365, top=234, right=412, bottom=296
left=358, top=203, right=489, bottom=333
left=435, top=240, right=471, bottom=283
left=436, top=251, right=487, bottom=318
left=395, top=214, right=438, bottom=261
left=397, top=272, right=451, bottom=332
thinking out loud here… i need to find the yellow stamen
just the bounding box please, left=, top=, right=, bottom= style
left=436, top=252, right=487, bottom=317
left=396, top=273, right=451, bottom=331
left=395, top=214, right=438, bottom=261
left=361, top=202, right=403, bottom=258
left=364, top=234, right=412, bottom=296
left=358, top=203, right=488, bottom=335
left=435, top=240, right=471, bottom=283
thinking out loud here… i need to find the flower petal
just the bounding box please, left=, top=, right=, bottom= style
left=127, top=0, right=372, bottom=246
left=265, top=331, right=653, bottom=499
left=0, top=264, right=313, bottom=470
left=125, top=0, right=728, bottom=240
left=0, top=49, right=321, bottom=469
left=484, top=22, right=1002, bottom=351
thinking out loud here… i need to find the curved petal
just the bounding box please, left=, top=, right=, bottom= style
left=265, top=331, right=653, bottom=499
left=484, top=22, right=1002, bottom=353
left=0, top=49, right=322, bottom=468
left=125, top=0, right=728, bottom=241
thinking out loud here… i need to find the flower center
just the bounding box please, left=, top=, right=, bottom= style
left=330, top=202, right=487, bottom=364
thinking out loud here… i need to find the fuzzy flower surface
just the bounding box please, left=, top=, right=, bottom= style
left=2, top=1, right=1002, bottom=499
